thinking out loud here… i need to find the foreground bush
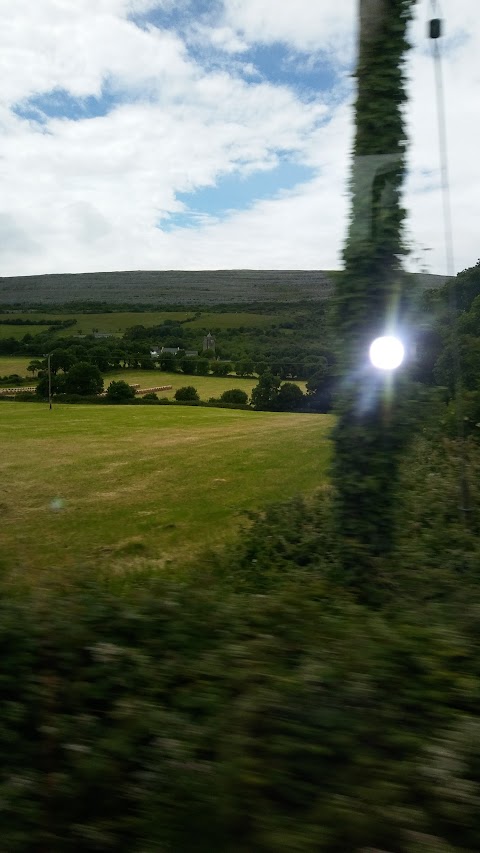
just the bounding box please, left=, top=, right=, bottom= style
left=2, top=438, right=480, bottom=851
left=2, top=565, right=480, bottom=853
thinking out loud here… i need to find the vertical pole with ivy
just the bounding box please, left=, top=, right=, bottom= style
left=332, top=0, right=417, bottom=594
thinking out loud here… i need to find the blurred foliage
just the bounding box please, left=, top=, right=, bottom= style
left=1, top=434, right=480, bottom=851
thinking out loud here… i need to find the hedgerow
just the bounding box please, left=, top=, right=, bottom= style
left=1, top=438, right=480, bottom=851
left=1, top=564, right=479, bottom=852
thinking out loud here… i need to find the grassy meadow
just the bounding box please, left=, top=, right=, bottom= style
left=0, top=355, right=32, bottom=378
left=0, top=403, right=333, bottom=578
left=0, top=324, right=50, bottom=340
left=104, top=369, right=274, bottom=399
left=0, top=359, right=306, bottom=398
left=0, top=310, right=279, bottom=337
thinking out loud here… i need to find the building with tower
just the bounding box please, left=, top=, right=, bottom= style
left=202, top=332, right=216, bottom=353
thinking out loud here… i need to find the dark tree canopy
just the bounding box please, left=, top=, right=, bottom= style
left=220, top=389, right=249, bottom=405
left=251, top=371, right=281, bottom=411
left=174, top=386, right=199, bottom=401
left=63, top=362, right=104, bottom=396
left=105, top=380, right=136, bottom=402
left=275, top=382, right=305, bottom=412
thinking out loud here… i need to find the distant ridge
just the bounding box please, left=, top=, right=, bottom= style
left=0, top=270, right=450, bottom=306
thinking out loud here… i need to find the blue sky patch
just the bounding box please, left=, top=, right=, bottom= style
left=243, top=43, right=339, bottom=93
left=161, top=160, right=315, bottom=230
left=129, top=3, right=347, bottom=99
left=13, top=88, right=119, bottom=124
left=129, top=0, right=223, bottom=33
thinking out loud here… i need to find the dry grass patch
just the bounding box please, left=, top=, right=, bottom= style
left=0, top=403, right=333, bottom=579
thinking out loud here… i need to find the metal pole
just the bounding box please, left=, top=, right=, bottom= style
left=429, top=9, right=470, bottom=518
left=48, top=353, right=52, bottom=410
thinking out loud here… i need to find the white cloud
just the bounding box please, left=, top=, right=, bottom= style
left=222, top=0, right=356, bottom=57
left=0, top=36, right=331, bottom=274
left=0, top=213, right=40, bottom=259
left=156, top=104, right=353, bottom=271
left=0, top=0, right=478, bottom=278
left=189, top=24, right=249, bottom=54
left=0, top=0, right=192, bottom=106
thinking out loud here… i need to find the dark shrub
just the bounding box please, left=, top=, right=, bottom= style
left=220, top=388, right=249, bottom=405
left=174, top=386, right=199, bottom=401
left=105, top=380, right=136, bottom=403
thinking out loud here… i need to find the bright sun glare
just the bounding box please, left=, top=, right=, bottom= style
left=369, top=336, right=405, bottom=370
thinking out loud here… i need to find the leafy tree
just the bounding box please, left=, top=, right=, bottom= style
left=306, top=375, right=337, bottom=413
left=435, top=336, right=480, bottom=398
left=459, top=292, right=480, bottom=336
left=174, top=386, right=199, bottom=401
left=411, top=327, right=444, bottom=385
left=305, top=359, right=328, bottom=393
left=159, top=353, right=176, bottom=372
left=251, top=371, right=281, bottom=411
left=142, top=392, right=159, bottom=402
left=210, top=361, right=232, bottom=377
left=305, top=362, right=337, bottom=413
left=35, top=374, right=65, bottom=398
left=442, top=390, right=480, bottom=441
left=139, top=357, right=155, bottom=370
left=105, top=380, right=136, bottom=402
left=196, top=359, right=210, bottom=375
left=64, top=362, right=104, bottom=396
left=220, top=389, right=249, bottom=405
left=180, top=357, right=197, bottom=375
left=89, top=346, right=111, bottom=372
left=50, top=348, right=75, bottom=374
left=275, top=382, right=305, bottom=412
left=235, top=360, right=254, bottom=377
left=0, top=337, right=21, bottom=355
left=27, top=359, right=45, bottom=377
left=110, top=349, right=124, bottom=370
left=69, top=345, right=89, bottom=362
left=449, top=257, right=480, bottom=312
left=125, top=324, right=148, bottom=340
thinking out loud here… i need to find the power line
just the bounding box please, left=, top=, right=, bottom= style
left=429, top=2, right=455, bottom=279
left=428, top=3, right=470, bottom=517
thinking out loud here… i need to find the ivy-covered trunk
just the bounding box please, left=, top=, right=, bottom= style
left=332, top=0, right=417, bottom=595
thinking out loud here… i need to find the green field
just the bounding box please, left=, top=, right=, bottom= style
left=0, top=403, right=333, bottom=577
left=0, top=310, right=279, bottom=336
left=0, top=360, right=306, bottom=397
left=185, top=312, right=277, bottom=329
left=105, top=370, right=267, bottom=399
left=0, top=312, right=189, bottom=336
left=0, top=324, right=50, bottom=340
left=0, top=356, right=32, bottom=378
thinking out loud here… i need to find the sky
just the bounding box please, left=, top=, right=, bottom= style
left=0, top=0, right=478, bottom=277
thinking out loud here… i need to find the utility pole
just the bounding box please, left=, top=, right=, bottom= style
left=48, top=354, right=52, bottom=410
left=44, top=353, right=53, bottom=410
left=331, top=0, right=417, bottom=597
